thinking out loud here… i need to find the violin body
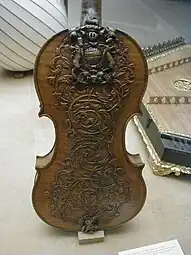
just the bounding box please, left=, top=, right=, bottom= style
left=32, top=23, right=148, bottom=232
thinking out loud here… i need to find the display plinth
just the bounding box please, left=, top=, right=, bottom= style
left=78, top=230, right=104, bottom=244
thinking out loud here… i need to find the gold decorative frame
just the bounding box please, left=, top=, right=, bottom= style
left=134, top=116, right=191, bottom=176
left=134, top=39, right=191, bottom=176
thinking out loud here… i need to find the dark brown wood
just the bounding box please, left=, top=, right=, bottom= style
left=32, top=1, right=148, bottom=233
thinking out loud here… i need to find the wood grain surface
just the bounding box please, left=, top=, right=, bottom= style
left=32, top=27, right=148, bottom=232
left=145, top=47, right=191, bottom=135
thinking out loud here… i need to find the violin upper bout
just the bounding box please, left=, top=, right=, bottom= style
left=33, top=29, right=72, bottom=118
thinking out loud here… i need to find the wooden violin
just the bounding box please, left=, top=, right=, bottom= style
left=32, top=0, right=148, bottom=233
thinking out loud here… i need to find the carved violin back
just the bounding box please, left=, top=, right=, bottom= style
left=33, top=26, right=148, bottom=232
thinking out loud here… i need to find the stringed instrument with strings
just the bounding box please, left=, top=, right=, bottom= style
left=32, top=0, right=148, bottom=233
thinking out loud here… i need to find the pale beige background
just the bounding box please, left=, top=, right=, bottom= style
left=0, top=0, right=191, bottom=254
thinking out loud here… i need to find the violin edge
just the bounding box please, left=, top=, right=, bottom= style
left=32, top=27, right=148, bottom=232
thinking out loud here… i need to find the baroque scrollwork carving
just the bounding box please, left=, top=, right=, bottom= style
left=47, top=28, right=135, bottom=232
left=69, top=18, right=117, bottom=86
